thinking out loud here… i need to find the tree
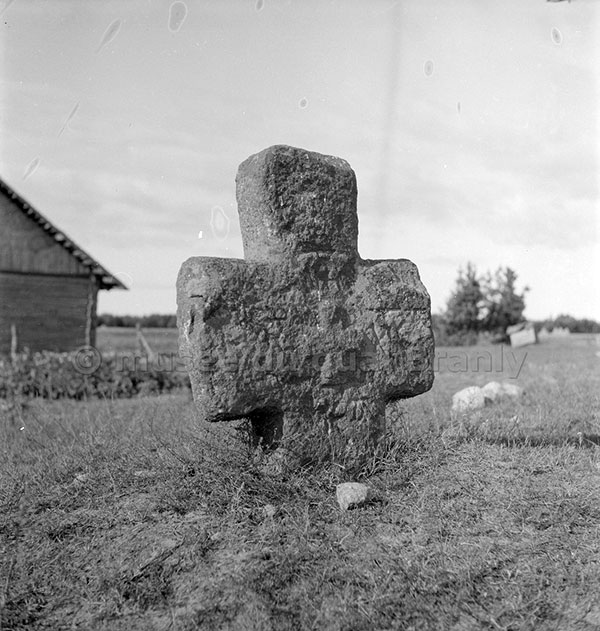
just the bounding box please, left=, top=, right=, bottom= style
left=480, top=267, right=528, bottom=338
left=553, top=314, right=577, bottom=332
left=570, top=318, right=600, bottom=334
left=441, top=263, right=530, bottom=345
left=444, top=262, right=484, bottom=345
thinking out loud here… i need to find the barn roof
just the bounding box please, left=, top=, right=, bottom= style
left=0, top=177, right=127, bottom=290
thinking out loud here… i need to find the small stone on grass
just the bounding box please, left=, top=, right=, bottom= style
left=452, top=386, right=485, bottom=413
left=262, top=504, right=277, bottom=519
left=336, top=482, right=373, bottom=511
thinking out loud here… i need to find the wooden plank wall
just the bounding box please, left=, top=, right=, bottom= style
left=86, top=279, right=99, bottom=347
left=0, top=194, right=89, bottom=276
left=0, top=272, right=93, bottom=353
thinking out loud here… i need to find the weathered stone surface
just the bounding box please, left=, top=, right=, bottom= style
left=177, top=145, right=434, bottom=459
left=336, top=482, right=373, bottom=510
left=451, top=386, right=485, bottom=413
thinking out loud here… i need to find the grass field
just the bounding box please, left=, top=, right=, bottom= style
left=1, top=335, right=599, bottom=630
left=96, top=326, right=179, bottom=355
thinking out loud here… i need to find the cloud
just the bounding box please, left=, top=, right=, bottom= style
left=369, top=53, right=599, bottom=253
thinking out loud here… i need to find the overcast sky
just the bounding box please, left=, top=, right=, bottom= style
left=1, top=0, right=598, bottom=320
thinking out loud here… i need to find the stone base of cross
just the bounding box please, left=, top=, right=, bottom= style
left=177, top=145, right=434, bottom=466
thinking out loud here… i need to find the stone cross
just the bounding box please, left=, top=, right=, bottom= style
left=177, top=145, right=434, bottom=462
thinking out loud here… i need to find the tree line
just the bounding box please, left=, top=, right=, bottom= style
left=532, top=315, right=600, bottom=335
left=97, top=313, right=177, bottom=328
left=434, top=262, right=599, bottom=345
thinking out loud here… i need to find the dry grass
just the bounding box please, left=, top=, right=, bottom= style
left=1, top=335, right=599, bottom=630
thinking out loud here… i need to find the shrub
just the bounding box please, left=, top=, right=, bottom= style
left=0, top=349, right=190, bottom=401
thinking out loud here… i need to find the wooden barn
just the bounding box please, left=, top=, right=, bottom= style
left=0, top=177, right=126, bottom=354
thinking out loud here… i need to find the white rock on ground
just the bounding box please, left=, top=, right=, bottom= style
left=336, top=482, right=373, bottom=511
left=482, top=381, right=524, bottom=403
left=500, top=382, right=524, bottom=399
left=451, top=386, right=485, bottom=413
left=481, top=381, right=503, bottom=404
